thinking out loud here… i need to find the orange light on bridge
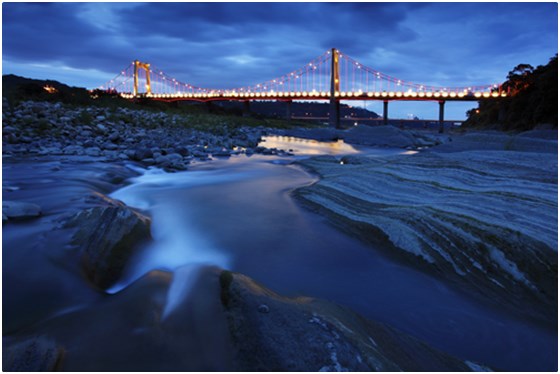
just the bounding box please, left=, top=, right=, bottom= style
left=483, top=92, right=491, bottom=98
left=474, top=92, right=482, bottom=98
left=396, top=92, right=403, bottom=97
left=426, top=92, right=433, bottom=98
left=449, top=92, right=457, bottom=98
left=374, top=92, right=381, bottom=97
left=381, top=92, right=388, bottom=97
left=367, top=92, right=373, bottom=97
left=434, top=92, right=441, bottom=98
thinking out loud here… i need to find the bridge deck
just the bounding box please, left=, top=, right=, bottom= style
left=120, top=91, right=506, bottom=102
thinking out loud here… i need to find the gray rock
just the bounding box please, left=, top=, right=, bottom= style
left=2, top=201, right=42, bottom=220
left=2, top=336, right=63, bottom=371
left=3, top=126, right=17, bottom=134
left=84, top=147, right=101, bottom=157
left=64, top=197, right=151, bottom=289
left=102, top=142, right=119, bottom=151
left=220, top=271, right=487, bottom=371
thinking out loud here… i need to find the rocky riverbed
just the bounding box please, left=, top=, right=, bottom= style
left=1, top=99, right=294, bottom=173
left=3, top=99, right=558, bottom=371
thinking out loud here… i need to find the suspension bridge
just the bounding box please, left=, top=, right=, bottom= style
left=100, top=48, right=507, bottom=129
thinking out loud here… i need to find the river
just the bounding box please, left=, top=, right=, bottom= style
left=2, top=137, right=556, bottom=371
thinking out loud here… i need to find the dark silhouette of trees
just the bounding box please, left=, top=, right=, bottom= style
left=464, top=55, right=557, bottom=131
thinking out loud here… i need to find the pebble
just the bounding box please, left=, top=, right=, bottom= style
left=258, top=304, right=270, bottom=314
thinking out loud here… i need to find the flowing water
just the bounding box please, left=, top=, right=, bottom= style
left=2, top=139, right=557, bottom=371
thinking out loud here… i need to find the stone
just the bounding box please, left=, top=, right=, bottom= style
left=2, top=201, right=42, bottom=220
left=220, top=271, right=488, bottom=371
left=2, top=336, right=63, bottom=371
left=64, top=197, right=151, bottom=289
left=84, top=147, right=101, bottom=157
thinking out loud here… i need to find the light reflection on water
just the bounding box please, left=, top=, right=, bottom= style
left=259, top=136, right=361, bottom=155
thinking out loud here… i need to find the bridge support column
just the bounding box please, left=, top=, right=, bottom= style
left=329, top=47, right=341, bottom=129
left=438, top=100, right=445, bottom=133
left=329, top=99, right=340, bottom=128
left=286, top=100, right=292, bottom=122
left=383, top=100, right=389, bottom=126
left=243, top=100, right=251, bottom=117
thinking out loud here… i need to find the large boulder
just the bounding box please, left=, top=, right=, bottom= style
left=2, top=200, right=42, bottom=221
left=220, top=271, right=488, bottom=371
left=2, top=336, right=63, bottom=371
left=64, top=197, right=151, bottom=289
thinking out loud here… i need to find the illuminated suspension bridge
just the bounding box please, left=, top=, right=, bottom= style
left=100, top=48, right=507, bottom=129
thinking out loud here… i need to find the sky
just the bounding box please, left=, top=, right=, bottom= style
left=2, top=2, right=558, bottom=119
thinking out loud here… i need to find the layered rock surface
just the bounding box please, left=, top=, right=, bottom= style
left=295, top=133, right=557, bottom=326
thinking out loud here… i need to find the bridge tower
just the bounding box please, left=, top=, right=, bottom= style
left=329, top=48, right=341, bottom=128
left=133, top=60, right=152, bottom=97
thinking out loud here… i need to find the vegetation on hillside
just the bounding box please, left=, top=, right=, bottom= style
left=463, top=55, right=558, bottom=131
left=2, top=74, right=319, bottom=130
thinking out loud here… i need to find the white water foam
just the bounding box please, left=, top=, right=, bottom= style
left=106, top=166, right=257, bottom=293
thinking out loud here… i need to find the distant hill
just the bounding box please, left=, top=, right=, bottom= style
left=463, top=55, right=558, bottom=131
left=2, top=74, right=94, bottom=104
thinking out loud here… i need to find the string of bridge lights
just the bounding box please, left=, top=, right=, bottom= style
left=103, top=49, right=505, bottom=100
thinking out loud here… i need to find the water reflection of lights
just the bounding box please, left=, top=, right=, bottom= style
left=259, top=136, right=361, bottom=156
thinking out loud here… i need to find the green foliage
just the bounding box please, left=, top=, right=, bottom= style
left=464, top=55, right=558, bottom=131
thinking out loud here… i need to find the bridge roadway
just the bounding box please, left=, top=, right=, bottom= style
left=123, top=90, right=505, bottom=102
left=123, top=90, right=504, bottom=130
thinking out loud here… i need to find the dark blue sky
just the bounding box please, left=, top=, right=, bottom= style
left=3, top=2, right=558, bottom=119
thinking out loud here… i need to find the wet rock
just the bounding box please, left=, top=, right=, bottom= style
left=84, top=147, right=101, bottom=157
left=2, top=200, right=42, bottom=220
left=220, top=271, right=487, bottom=371
left=295, top=146, right=558, bottom=326
left=2, top=336, right=64, bottom=371
left=64, top=197, right=151, bottom=289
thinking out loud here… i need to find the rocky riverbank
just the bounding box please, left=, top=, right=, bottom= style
left=294, top=129, right=558, bottom=327
left=1, top=99, right=295, bottom=172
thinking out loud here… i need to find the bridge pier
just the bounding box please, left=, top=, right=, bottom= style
left=438, top=100, right=445, bottom=133
left=383, top=100, right=389, bottom=126
left=286, top=100, right=292, bottom=122
left=242, top=100, right=251, bottom=117
left=329, top=99, right=340, bottom=128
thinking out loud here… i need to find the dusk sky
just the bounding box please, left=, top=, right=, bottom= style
left=3, top=2, right=558, bottom=119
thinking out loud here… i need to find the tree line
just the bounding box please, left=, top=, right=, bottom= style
left=463, top=55, right=557, bottom=131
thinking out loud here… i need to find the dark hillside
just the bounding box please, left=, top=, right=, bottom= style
left=463, top=55, right=558, bottom=131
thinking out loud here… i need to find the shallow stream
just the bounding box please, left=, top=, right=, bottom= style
left=2, top=137, right=556, bottom=371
